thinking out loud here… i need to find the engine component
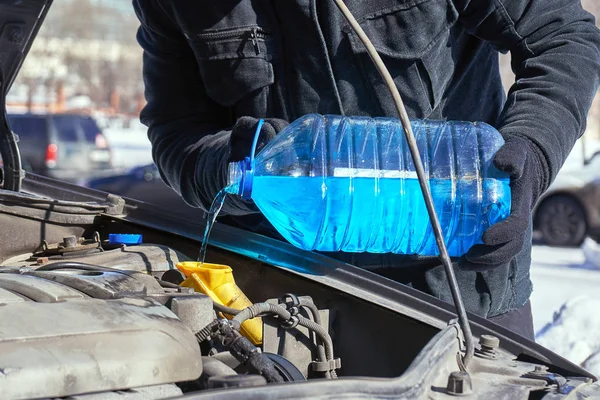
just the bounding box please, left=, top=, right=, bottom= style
left=2, top=241, right=188, bottom=274
left=263, top=295, right=330, bottom=379
left=201, top=320, right=284, bottom=384
left=0, top=265, right=211, bottom=399
left=40, top=232, right=102, bottom=256
left=446, top=371, right=474, bottom=396
left=230, top=297, right=340, bottom=378
left=475, top=334, right=500, bottom=360
left=263, top=353, right=306, bottom=382
left=201, top=356, right=237, bottom=378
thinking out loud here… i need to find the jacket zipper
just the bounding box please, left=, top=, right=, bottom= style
left=192, top=27, right=270, bottom=55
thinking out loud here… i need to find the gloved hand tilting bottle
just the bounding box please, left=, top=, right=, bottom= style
left=210, top=117, right=288, bottom=216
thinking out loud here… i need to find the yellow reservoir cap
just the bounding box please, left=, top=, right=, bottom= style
left=176, top=261, right=262, bottom=345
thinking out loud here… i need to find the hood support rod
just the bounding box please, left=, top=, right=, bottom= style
left=332, top=0, right=475, bottom=369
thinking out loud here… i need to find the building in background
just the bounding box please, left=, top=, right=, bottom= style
left=7, top=0, right=144, bottom=126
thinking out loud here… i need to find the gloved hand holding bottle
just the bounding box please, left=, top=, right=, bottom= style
left=460, top=136, right=547, bottom=271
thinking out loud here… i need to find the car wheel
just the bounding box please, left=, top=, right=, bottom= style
left=536, top=195, right=587, bottom=247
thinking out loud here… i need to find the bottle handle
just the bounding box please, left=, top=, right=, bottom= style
left=250, top=119, right=265, bottom=166
left=238, top=119, right=265, bottom=200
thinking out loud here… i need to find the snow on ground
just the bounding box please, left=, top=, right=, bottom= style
left=535, top=296, right=600, bottom=373
left=530, top=242, right=600, bottom=331
left=531, top=240, right=600, bottom=376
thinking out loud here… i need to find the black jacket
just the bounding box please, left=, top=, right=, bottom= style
left=132, top=0, right=600, bottom=318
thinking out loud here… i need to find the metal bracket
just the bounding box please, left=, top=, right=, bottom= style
left=311, top=358, right=342, bottom=372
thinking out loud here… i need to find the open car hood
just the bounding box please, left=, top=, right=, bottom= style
left=0, top=0, right=53, bottom=191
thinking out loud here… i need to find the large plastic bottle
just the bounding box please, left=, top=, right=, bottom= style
left=226, top=114, right=511, bottom=257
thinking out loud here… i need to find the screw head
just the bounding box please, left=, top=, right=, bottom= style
left=480, top=334, right=500, bottom=349
left=534, top=365, right=549, bottom=373
left=62, top=235, right=78, bottom=248
left=8, top=27, right=24, bottom=45
left=446, top=371, right=473, bottom=396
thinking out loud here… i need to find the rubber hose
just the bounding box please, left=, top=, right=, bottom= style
left=298, top=300, right=329, bottom=378
left=231, top=303, right=291, bottom=329
left=297, top=315, right=334, bottom=361
left=213, top=302, right=242, bottom=316
left=217, top=322, right=284, bottom=383
left=231, top=302, right=337, bottom=378
left=297, top=315, right=338, bottom=378
left=157, top=279, right=180, bottom=289
left=298, top=299, right=321, bottom=325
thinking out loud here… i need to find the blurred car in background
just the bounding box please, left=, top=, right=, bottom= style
left=534, top=150, right=600, bottom=246
left=7, top=113, right=112, bottom=184
left=85, top=163, right=204, bottom=217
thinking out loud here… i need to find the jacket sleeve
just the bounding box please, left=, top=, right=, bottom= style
left=132, top=0, right=257, bottom=216
left=455, top=0, right=600, bottom=190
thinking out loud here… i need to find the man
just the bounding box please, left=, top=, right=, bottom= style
left=132, top=0, right=600, bottom=340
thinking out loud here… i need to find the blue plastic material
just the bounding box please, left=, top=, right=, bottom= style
left=109, top=234, right=143, bottom=245
left=226, top=114, right=512, bottom=257
left=238, top=157, right=254, bottom=200
left=237, top=119, right=264, bottom=200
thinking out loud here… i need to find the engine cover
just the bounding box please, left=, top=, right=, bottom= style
left=0, top=267, right=209, bottom=400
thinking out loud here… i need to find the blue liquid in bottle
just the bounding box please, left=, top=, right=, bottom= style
left=227, top=114, right=511, bottom=257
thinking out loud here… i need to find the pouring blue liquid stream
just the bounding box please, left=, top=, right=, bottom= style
left=197, top=120, right=265, bottom=264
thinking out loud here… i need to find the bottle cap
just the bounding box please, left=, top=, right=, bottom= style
left=108, top=233, right=143, bottom=245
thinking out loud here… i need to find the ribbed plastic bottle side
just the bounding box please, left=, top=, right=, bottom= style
left=420, top=120, right=478, bottom=256
left=249, top=114, right=510, bottom=257
left=311, top=117, right=509, bottom=256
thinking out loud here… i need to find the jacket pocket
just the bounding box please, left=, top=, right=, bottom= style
left=185, top=26, right=276, bottom=110
left=345, top=0, right=458, bottom=116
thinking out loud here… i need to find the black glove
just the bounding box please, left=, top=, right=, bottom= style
left=229, top=116, right=289, bottom=162
left=459, top=135, right=548, bottom=271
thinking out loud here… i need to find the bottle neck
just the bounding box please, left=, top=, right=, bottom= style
left=226, top=161, right=243, bottom=195
left=226, top=158, right=254, bottom=199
